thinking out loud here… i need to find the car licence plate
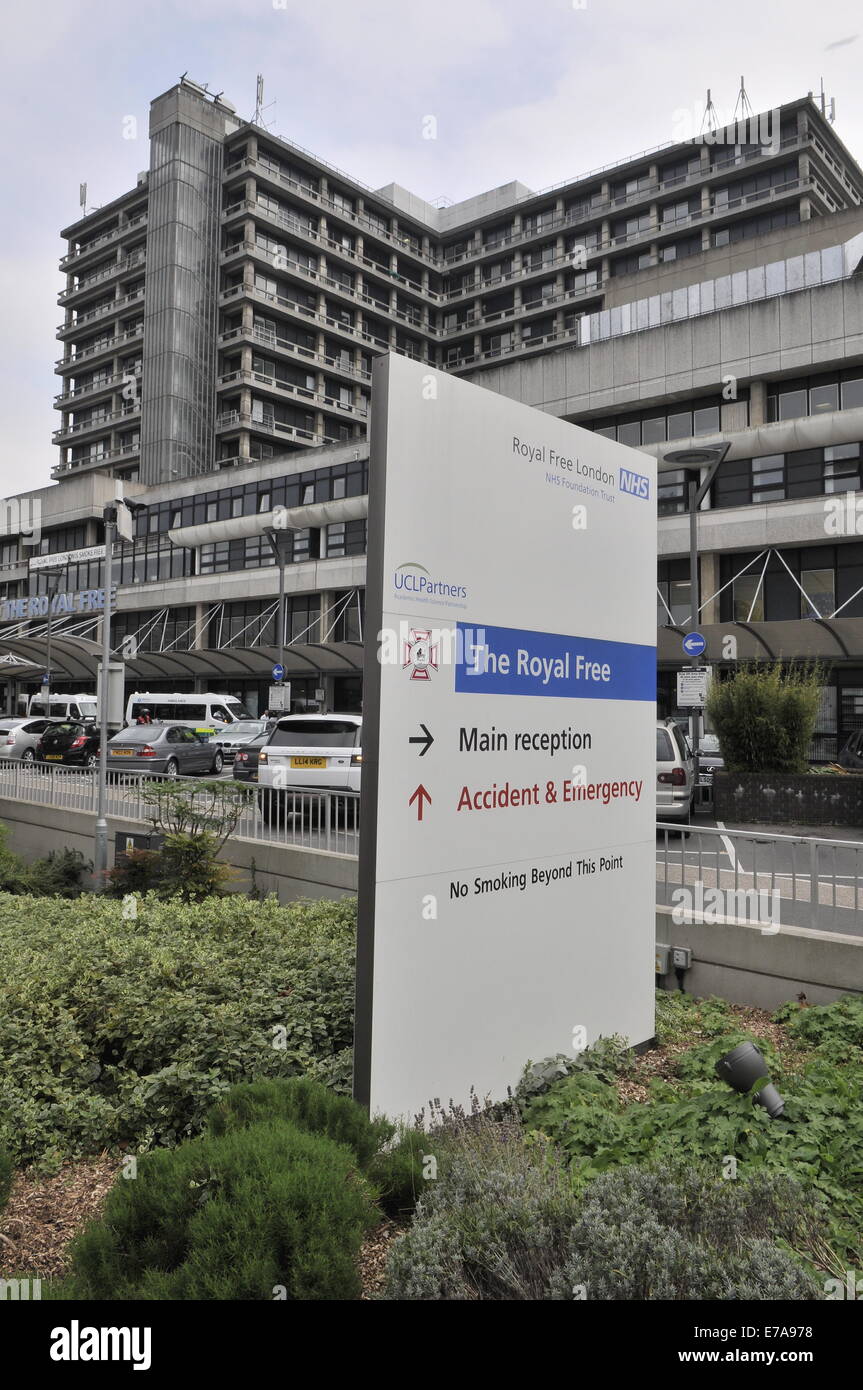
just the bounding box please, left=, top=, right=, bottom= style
left=45, top=753, right=62, bottom=761
left=291, top=757, right=326, bottom=769
left=111, top=750, right=135, bottom=756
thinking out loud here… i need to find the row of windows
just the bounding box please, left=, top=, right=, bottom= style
left=658, top=544, right=863, bottom=625
left=593, top=400, right=728, bottom=448
left=711, top=444, right=862, bottom=510
left=767, top=372, right=863, bottom=423
left=136, top=459, right=368, bottom=535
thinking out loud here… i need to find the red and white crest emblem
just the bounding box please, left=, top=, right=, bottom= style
left=402, top=629, right=439, bottom=680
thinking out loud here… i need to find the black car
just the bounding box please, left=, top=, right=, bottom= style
left=232, top=732, right=268, bottom=783
left=839, top=730, right=863, bottom=770
left=37, top=720, right=100, bottom=769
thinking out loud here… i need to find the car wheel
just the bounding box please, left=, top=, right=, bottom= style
left=21, top=749, right=34, bottom=764
left=211, top=751, right=224, bottom=775
left=85, top=753, right=97, bottom=770
left=165, top=758, right=179, bottom=780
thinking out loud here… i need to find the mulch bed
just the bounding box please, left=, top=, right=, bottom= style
left=0, top=1155, right=119, bottom=1281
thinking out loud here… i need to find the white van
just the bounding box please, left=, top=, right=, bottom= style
left=28, top=692, right=98, bottom=721
left=125, top=692, right=253, bottom=735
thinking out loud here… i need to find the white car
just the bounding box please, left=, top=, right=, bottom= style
left=257, top=714, right=362, bottom=817
left=0, top=717, right=64, bottom=762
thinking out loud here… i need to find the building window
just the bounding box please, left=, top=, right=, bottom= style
left=732, top=574, right=764, bottom=621
left=801, top=569, right=835, bottom=618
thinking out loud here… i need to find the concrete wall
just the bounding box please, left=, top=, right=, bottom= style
left=0, top=797, right=357, bottom=905
left=657, top=905, right=863, bottom=1008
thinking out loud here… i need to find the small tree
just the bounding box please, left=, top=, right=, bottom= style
left=706, top=662, right=824, bottom=774
left=107, top=781, right=250, bottom=901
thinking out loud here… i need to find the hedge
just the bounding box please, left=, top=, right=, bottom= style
left=0, top=892, right=357, bottom=1166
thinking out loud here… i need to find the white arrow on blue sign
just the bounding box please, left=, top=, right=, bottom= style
left=272, top=663, right=285, bottom=682
left=682, top=633, right=707, bottom=657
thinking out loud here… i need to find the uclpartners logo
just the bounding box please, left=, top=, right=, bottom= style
left=393, top=562, right=468, bottom=600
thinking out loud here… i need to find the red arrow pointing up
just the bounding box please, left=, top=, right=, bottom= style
left=408, top=783, right=432, bottom=821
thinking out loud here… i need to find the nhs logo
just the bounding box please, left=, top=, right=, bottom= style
left=619, top=468, right=650, bottom=500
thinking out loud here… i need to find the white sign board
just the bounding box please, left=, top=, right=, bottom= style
left=29, top=545, right=105, bottom=572
left=677, top=666, right=712, bottom=708
left=267, top=684, right=290, bottom=712
left=356, top=355, right=657, bottom=1120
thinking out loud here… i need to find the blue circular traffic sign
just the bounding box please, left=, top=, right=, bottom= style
left=682, top=632, right=707, bottom=657
left=272, top=663, right=285, bottom=682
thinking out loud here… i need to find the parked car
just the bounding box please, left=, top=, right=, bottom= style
left=212, top=719, right=269, bottom=762
left=656, top=717, right=694, bottom=824
left=257, top=714, right=362, bottom=819
left=36, top=721, right=101, bottom=769
left=0, top=717, right=63, bottom=763
left=697, top=733, right=725, bottom=780
left=838, top=729, right=863, bottom=770
left=107, top=723, right=224, bottom=778
left=232, top=732, right=269, bottom=783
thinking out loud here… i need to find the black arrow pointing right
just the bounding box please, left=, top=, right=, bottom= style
left=408, top=723, right=434, bottom=757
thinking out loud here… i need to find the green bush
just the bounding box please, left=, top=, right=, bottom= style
left=0, top=1146, right=12, bottom=1212
left=60, top=1119, right=378, bottom=1300
left=383, top=1145, right=820, bottom=1300
left=0, top=825, right=87, bottom=897
left=207, top=1076, right=393, bottom=1167
left=367, top=1126, right=429, bottom=1218
left=0, top=893, right=357, bottom=1166
left=520, top=998, right=863, bottom=1268
left=706, top=661, right=824, bottom=773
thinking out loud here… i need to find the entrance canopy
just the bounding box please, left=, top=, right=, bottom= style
left=658, top=618, right=863, bottom=664
left=0, top=633, right=364, bottom=684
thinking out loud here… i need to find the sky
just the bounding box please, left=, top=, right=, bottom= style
left=1, top=0, right=861, bottom=497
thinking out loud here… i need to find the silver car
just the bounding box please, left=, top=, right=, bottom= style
left=107, top=723, right=224, bottom=777
left=656, top=718, right=695, bottom=824
left=0, top=717, right=63, bottom=763
left=212, top=719, right=269, bottom=762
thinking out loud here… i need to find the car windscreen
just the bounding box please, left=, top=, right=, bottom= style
left=225, top=722, right=264, bottom=736
left=269, top=720, right=359, bottom=748
left=46, top=723, right=84, bottom=737
left=225, top=701, right=253, bottom=721
left=656, top=729, right=674, bottom=761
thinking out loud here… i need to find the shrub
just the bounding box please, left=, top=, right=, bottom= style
left=367, top=1126, right=428, bottom=1218
left=706, top=661, right=824, bottom=773
left=383, top=1150, right=822, bottom=1300
left=207, top=1076, right=393, bottom=1167
left=0, top=893, right=357, bottom=1165
left=61, top=1119, right=378, bottom=1300
left=0, top=1147, right=12, bottom=1212
left=545, top=1165, right=821, bottom=1301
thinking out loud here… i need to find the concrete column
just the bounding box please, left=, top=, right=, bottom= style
left=700, top=554, right=720, bottom=623
left=246, top=133, right=258, bottom=162
left=194, top=603, right=207, bottom=649
left=749, top=380, right=767, bottom=427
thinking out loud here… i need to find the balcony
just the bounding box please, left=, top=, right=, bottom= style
left=57, top=288, right=145, bottom=337
left=55, top=324, right=144, bottom=373
left=53, top=403, right=140, bottom=444
left=220, top=283, right=393, bottom=352
left=54, top=367, right=141, bottom=409
left=222, top=155, right=434, bottom=269
left=58, top=252, right=146, bottom=305
left=219, top=323, right=374, bottom=382
left=59, top=211, right=148, bottom=270
left=52, top=440, right=140, bottom=479
left=216, top=367, right=369, bottom=417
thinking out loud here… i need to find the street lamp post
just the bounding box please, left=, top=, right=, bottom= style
left=40, top=567, right=65, bottom=717
left=662, top=442, right=730, bottom=803
left=94, top=492, right=140, bottom=889
left=93, top=507, right=117, bottom=887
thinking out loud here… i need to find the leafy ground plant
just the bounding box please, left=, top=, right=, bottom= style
left=0, top=894, right=357, bottom=1167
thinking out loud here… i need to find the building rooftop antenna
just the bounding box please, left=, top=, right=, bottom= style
left=700, top=88, right=720, bottom=137
left=733, top=76, right=754, bottom=122
left=253, top=74, right=276, bottom=129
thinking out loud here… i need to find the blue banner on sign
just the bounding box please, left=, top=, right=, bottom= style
left=454, top=622, right=656, bottom=701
